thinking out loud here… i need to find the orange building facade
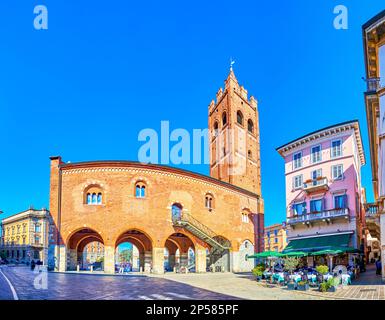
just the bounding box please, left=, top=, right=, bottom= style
left=49, top=70, right=264, bottom=274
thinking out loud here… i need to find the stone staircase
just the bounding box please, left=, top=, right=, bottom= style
left=172, top=211, right=231, bottom=253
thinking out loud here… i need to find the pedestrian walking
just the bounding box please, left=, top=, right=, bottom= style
left=376, top=258, right=382, bottom=275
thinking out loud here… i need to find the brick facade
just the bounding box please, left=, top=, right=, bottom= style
left=49, top=69, right=264, bottom=274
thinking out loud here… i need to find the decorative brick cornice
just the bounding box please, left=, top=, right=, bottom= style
left=59, top=161, right=260, bottom=199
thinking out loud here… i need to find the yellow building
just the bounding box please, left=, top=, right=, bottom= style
left=0, top=208, right=52, bottom=264
left=264, top=223, right=287, bottom=252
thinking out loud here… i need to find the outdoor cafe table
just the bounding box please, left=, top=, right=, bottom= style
left=289, top=274, right=302, bottom=283
left=323, top=274, right=333, bottom=281
left=272, top=273, right=285, bottom=283
left=341, top=274, right=351, bottom=285
left=308, top=274, right=317, bottom=284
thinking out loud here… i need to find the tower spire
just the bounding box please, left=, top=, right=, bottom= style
left=226, top=58, right=238, bottom=85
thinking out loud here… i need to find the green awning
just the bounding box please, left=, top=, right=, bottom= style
left=311, top=249, right=344, bottom=256
left=247, top=251, right=283, bottom=259
left=283, top=234, right=352, bottom=253
left=282, top=251, right=308, bottom=257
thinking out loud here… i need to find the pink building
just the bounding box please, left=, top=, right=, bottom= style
left=276, top=120, right=366, bottom=257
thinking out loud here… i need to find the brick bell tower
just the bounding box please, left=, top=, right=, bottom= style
left=208, top=67, right=262, bottom=196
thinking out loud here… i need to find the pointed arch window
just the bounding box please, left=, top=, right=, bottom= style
left=247, top=119, right=254, bottom=133
left=237, top=111, right=244, bottom=126
left=222, top=112, right=227, bottom=126
left=213, top=121, right=219, bottom=137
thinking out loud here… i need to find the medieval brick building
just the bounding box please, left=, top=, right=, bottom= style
left=49, top=69, right=264, bottom=274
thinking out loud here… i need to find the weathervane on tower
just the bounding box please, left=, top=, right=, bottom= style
left=230, top=58, right=235, bottom=71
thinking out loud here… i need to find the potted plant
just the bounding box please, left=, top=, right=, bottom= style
left=326, top=277, right=340, bottom=292
left=316, top=265, right=329, bottom=282
left=297, top=280, right=309, bottom=291
left=252, top=264, right=265, bottom=282
left=319, top=281, right=329, bottom=293
left=283, top=257, right=299, bottom=290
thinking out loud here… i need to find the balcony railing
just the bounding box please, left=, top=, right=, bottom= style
left=303, top=177, right=329, bottom=193
left=366, top=77, right=381, bottom=93
left=364, top=202, right=379, bottom=217
left=287, top=208, right=349, bottom=225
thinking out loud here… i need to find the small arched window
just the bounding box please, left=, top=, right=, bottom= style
left=84, top=184, right=103, bottom=205
left=213, top=121, right=219, bottom=137
left=237, top=111, right=244, bottom=126
left=205, top=194, right=214, bottom=210
left=241, top=210, right=250, bottom=223
left=171, top=203, right=183, bottom=221
left=248, top=150, right=252, bottom=159
left=222, top=112, right=227, bottom=126
left=248, top=119, right=254, bottom=133
left=135, top=182, right=146, bottom=198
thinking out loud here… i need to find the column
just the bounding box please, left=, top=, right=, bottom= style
left=144, top=251, right=152, bottom=272
left=168, top=254, right=176, bottom=271
left=57, top=245, right=66, bottom=272
left=104, top=246, right=115, bottom=274
left=139, top=253, right=145, bottom=271
left=230, top=251, right=240, bottom=273
left=152, top=247, right=165, bottom=274
left=67, top=249, right=77, bottom=271
left=180, top=253, right=188, bottom=268
left=195, top=248, right=207, bottom=273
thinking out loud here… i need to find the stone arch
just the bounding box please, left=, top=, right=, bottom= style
left=66, top=227, right=105, bottom=271
left=164, top=232, right=196, bottom=272
left=115, top=229, right=154, bottom=272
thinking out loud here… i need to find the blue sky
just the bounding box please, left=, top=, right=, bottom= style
left=0, top=1, right=384, bottom=227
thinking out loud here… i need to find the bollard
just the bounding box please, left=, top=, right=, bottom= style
left=90, top=265, right=93, bottom=273
left=140, top=267, right=143, bottom=273
left=76, top=265, right=80, bottom=272
left=173, top=267, right=176, bottom=273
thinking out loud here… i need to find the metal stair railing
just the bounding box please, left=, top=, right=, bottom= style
left=172, top=211, right=231, bottom=251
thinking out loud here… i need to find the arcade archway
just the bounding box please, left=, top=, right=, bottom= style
left=115, top=229, right=153, bottom=273
left=164, top=233, right=195, bottom=272
left=67, top=228, right=104, bottom=271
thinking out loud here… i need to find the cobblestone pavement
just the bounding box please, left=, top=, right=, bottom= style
left=217, top=264, right=384, bottom=300
left=150, top=272, right=325, bottom=300
left=0, top=266, right=238, bottom=300
left=3, top=265, right=383, bottom=300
